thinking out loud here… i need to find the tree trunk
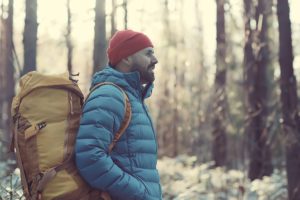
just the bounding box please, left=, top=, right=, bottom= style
left=156, top=81, right=170, bottom=157
left=212, top=0, right=227, bottom=167
left=111, top=0, right=117, bottom=37
left=0, top=0, right=7, bottom=148
left=243, top=0, right=273, bottom=180
left=0, top=0, right=14, bottom=143
left=93, top=0, right=107, bottom=74
left=66, top=0, right=73, bottom=74
left=156, top=0, right=174, bottom=157
left=277, top=0, right=300, bottom=199
left=23, top=0, right=37, bottom=75
left=123, top=0, right=128, bottom=29
left=0, top=0, right=15, bottom=172
left=0, top=0, right=5, bottom=165
left=5, top=0, right=14, bottom=140
left=172, top=65, right=178, bottom=157
left=246, top=0, right=273, bottom=180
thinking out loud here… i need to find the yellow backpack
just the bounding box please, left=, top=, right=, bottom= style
left=11, top=71, right=131, bottom=200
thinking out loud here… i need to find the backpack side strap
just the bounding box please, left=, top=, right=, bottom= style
left=35, top=160, right=72, bottom=194
left=108, top=86, right=131, bottom=153
left=86, top=82, right=132, bottom=153
left=13, top=117, right=30, bottom=198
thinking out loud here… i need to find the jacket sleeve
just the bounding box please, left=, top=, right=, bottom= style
left=75, top=85, right=147, bottom=200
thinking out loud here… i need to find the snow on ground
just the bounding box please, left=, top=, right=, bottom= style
left=157, top=155, right=287, bottom=200
left=0, top=155, right=288, bottom=200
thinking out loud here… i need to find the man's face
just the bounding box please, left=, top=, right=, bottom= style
left=128, top=47, right=158, bottom=84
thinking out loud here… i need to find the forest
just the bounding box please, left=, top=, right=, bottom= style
left=1, top=0, right=300, bottom=199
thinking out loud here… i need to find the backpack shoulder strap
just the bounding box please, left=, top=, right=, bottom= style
left=86, top=82, right=132, bottom=153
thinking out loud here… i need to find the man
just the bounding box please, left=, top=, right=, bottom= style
left=75, top=30, right=162, bottom=200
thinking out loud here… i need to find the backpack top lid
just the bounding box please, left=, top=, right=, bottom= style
left=11, top=71, right=84, bottom=118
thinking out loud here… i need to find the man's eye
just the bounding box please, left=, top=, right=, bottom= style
left=147, top=52, right=153, bottom=56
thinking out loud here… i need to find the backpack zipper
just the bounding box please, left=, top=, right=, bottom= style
left=69, top=92, right=74, bottom=115
left=64, top=92, right=73, bottom=160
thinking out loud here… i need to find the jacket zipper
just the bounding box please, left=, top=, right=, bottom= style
left=141, top=84, right=157, bottom=154
left=142, top=102, right=158, bottom=155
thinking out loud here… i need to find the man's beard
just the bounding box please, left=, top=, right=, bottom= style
left=131, top=63, right=155, bottom=84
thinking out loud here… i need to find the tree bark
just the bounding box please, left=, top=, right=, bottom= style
left=66, top=0, right=73, bottom=74
left=111, top=0, right=117, bottom=37
left=277, top=0, right=300, bottom=199
left=5, top=0, right=14, bottom=138
left=156, top=0, right=174, bottom=157
left=212, top=0, right=227, bottom=167
left=246, top=0, right=273, bottom=180
left=0, top=0, right=14, bottom=144
left=123, top=0, right=128, bottom=29
left=0, top=0, right=6, bottom=164
left=0, top=0, right=15, bottom=172
left=192, top=0, right=207, bottom=160
left=22, top=0, right=37, bottom=75
left=0, top=0, right=7, bottom=144
left=172, top=66, right=178, bottom=157
left=93, top=0, right=107, bottom=73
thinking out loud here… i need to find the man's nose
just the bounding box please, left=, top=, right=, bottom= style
left=152, top=55, right=158, bottom=65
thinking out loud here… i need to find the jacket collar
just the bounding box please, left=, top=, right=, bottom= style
left=91, top=66, right=153, bottom=99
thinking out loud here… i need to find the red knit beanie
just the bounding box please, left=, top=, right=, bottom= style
left=107, top=30, right=153, bottom=66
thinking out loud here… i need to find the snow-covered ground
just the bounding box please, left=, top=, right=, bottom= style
left=158, top=155, right=287, bottom=200
left=0, top=155, right=287, bottom=200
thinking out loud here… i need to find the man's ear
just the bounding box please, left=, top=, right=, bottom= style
left=122, top=56, right=132, bottom=66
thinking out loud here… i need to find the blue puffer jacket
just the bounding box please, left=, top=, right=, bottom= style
left=75, top=66, right=162, bottom=200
